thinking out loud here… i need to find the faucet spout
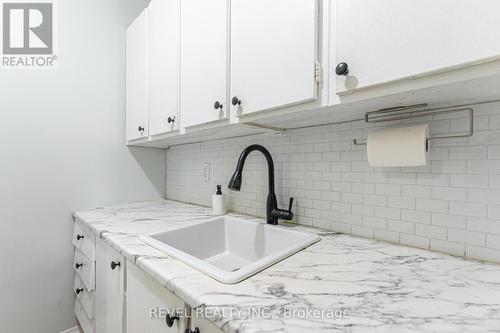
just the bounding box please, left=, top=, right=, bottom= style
left=228, top=144, right=293, bottom=225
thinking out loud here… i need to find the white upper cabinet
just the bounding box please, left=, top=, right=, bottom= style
left=126, top=9, right=148, bottom=141
left=230, top=0, right=318, bottom=116
left=180, top=0, right=228, bottom=129
left=148, top=0, right=180, bottom=136
left=334, top=0, right=500, bottom=94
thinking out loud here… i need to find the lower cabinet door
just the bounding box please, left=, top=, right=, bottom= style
left=95, top=239, right=125, bottom=333
left=189, top=316, right=223, bottom=333
left=127, top=263, right=188, bottom=333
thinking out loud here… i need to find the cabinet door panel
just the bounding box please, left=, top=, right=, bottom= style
left=180, top=0, right=228, bottom=128
left=148, top=0, right=180, bottom=135
left=127, top=263, right=188, bottom=333
left=190, top=315, right=223, bottom=333
left=335, top=0, right=500, bottom=93
left=95, top=239, right=124, bottom=333
left=126, top=9, right=149, bottom=140
left=231, top=0, right=318, bottom=115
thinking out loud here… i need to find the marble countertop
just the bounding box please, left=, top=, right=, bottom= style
left=74, top=200, right=500, bottom=333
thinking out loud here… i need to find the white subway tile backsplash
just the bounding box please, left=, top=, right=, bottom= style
left=487, top=234, right=500, bottom=250
left=467, top=216, right=500, bottom=235
left=449, top=201, right=487, bottom=217
left=448, top=229, right=486, bottom=246
left=388, top=220, right=415, bottom=233
left=431, top=213, right=466, bottom=229
left=363, top=216, right=387, bottom=230
left=432, top=187, right=468, bottom=201
left=375, top=206, right=401, bottom=220
left=449, top=146, right=488, bottom=160
left=374, top=229, right=400, bottom=243
left=388, top=196, right=416, bottom=209
left=489, top=205, right=500, bottom=219
left=430, top=239, right=465, bottom=256
left=166, top=104, right=500, bottom=263
left=416, top=198, right=449, bottom=213
left=375, top=184, right=402, bottom=196
left=469, top=189, right=500, bottom=204
left=468, top=160, right=500, bottom=174
left=402, top=185, right=432, bottom=198
left=400, top=234, right=429, bottom=249
left=450, top=174, right=489, bottom=189
left=431, top=160, right=467, bottom=174
left=466, top=245, right=500, bottom=263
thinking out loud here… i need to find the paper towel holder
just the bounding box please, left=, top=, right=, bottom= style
left=352, top=104, right=474, bottom=151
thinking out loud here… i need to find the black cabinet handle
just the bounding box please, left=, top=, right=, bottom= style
left=185, top=328, right=200, bottom=333
left=231, top=96, right=241, bottom=106
left=214, top=101, right=223, bottom=110
left=168, top=117, right=175, bottom=124
left=75, top=288, right=83, bottom=295
left=335, top=62, right=349, bottom=76
left=76, top=234, right=84, bottom=241
left=75, top=263, right=83, bottom=269
left=110, top=261, right=121, bottom=270
left=138, top=126, right=145, bottom=132
left=166, top=314, right=180, bottom=327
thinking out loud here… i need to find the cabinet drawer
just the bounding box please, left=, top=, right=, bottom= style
left=74, top=275, right=95, bottom=319
left=72, top=221, right=95, bottom=260
left=75, top=295, right=95, bottom=333
left=73, top=247, right=96, bottom=291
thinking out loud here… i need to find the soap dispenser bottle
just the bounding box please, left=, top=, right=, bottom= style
left=212, top=185, right=226, bottom=215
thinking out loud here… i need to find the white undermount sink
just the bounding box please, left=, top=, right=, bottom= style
left=141, top=216, right=320, bottom=284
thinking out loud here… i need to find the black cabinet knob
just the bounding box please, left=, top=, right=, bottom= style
left=75, top=263, right=83, bottom=269
left=75, top=288, right=83, bottom=295
left=185, top=328, right=200, bottom=333
left=138, top=126, right=145, bottom=132
left=76, top=234, right=84, bottom=241
left=168, top=117, right=175, bottom=124
left=214, top=101, right=223, bottom=110
left=231, top=96, right=241, bottom=106
left=166, top=314, right=180, bottom=327
left=110, top=261, right=121, bottom=270
left=335, top=62, right=349, bottom=76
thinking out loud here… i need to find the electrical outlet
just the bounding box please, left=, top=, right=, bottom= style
left=202, top=163, right=210, bottom=181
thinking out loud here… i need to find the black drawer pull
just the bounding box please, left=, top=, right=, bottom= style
left=75, top=288, right=83, bottom=295
left=76, top=234, right=84, bottom=241
left=166, top=314, right=179, bottom=327
left=110, top=261, right=121, bottom=270
left=75, top=263, right=83, bottom=269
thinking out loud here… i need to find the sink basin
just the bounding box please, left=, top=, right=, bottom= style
left=141, top=216, right=320, bottom=283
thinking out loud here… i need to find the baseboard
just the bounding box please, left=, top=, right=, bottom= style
left=59, top=325, right=81, bottom=333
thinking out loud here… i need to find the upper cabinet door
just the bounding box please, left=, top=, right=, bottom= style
left=231, top=0, right=318, bottom=116
left=148, top=0, right=180, bottom=136
left=334, top=0, right=500, bottom=94
left=180, top=0, right=228, bottom=129
left=126, top=9, right=148, bottom=141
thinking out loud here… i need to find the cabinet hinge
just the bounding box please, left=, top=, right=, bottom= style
left=315, top=61, right=321, bottom=83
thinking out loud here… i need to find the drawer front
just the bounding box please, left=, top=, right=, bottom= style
left=75, top=296, right=95, bottom=333
left=73, top=221, right=95, bottom=260
left=74, top=275, right=95, bottom=319
left=73, top=247, right=96, bottom=291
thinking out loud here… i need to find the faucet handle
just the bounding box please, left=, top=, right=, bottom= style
left=288, top=197, right=294, bottom=212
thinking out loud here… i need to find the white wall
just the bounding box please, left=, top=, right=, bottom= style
left=167, top=102, right=500, bottom=264
left=0, top=1, right=163, bottom=332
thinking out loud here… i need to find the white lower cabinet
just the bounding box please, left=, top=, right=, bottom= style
left=189, top=316, right=223, bottom=333
left=72, top=222, right=223, bottom=333
left=127, top=263, right=189, bottom=333
left=94, top=239, right=125, bottom=333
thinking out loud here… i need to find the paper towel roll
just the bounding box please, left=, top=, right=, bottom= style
left=367, top=124, right=429, bottom=167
